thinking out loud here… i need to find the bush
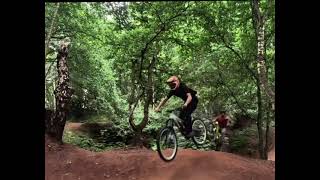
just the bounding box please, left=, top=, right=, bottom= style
left=229, top=125, right=258, bottom=155
left=63, top=131, right=107, bottom=152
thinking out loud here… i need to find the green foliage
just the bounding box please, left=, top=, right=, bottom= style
left=230, top=133, right=248, bottom=151
left=150, top=139, right=158, bottom=151
left=63, top=131, right=107, bottom=152
left=46, top=1, right=275, bottom=152
left=229, top=125, right=258, bottom=154
left=63, top=123, right=131, bottom=151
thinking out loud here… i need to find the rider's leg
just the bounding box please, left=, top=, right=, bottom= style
left=179, top=105, right=191, bottom=133
left=184, top=113, right=192, bottom=134
left=184, top=98, right=198, bottom=136
left=220, top=128, right=230, bottom=152
left=180, top=104, right=193, bottom=133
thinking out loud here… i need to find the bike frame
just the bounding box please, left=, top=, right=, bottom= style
left=209, top=122, right=222, bottom=145
left=166, top=109, right=186, bottom=134
left=156, top=108, right=207, bottom=162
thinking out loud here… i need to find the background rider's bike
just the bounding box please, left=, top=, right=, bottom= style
left=207, top=121, right=222, bottom=150
left=156, top=107, right=207, bottom=162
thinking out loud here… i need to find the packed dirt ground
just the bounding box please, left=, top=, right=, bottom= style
left=45, top=123, right=275, bottom=180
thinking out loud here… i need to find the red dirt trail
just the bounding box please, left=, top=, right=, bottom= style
left=46, top=123, right=275, bottom=180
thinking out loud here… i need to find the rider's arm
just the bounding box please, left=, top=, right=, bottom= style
left=226, top=115, right=232, bottom=127
left=155, top=97, right=169, bottom=111
left=213, top=116, right=219, bottom=124
left=184, top=93, right=192, bottom=106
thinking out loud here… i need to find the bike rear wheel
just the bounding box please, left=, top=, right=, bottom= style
left=192, top=119, right=207, bottom=145
left=156, top=127, right=178, bottom=162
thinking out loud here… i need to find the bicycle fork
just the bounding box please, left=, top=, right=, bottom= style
left=165, top=131, right=175, bottom=144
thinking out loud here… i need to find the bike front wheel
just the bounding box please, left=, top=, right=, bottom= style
left=156, top=127, right=178, bottom=162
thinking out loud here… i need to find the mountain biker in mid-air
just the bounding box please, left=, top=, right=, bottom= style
left=155, top=75, right=198, bottom=138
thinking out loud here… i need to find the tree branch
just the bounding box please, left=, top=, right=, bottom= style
left=139, top=25, right=165, bottom=79
left=217, top=71, right=249, bottom=117
left=215, top=32, right=259, bottom=82
left=165, top=37, right=194, bottom=50
left=45, top=61, right=56, bottom=79
left=128, top=89, right=145, bottom=131
left=138, top=4, right=190, bottom=79
left=45, top=3, right=60, bottom=60
left=164, top=3, right=190, bottom=28
left=264, top=0, right=274, bottom=22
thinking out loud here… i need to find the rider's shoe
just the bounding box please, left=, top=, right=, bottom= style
left=185, top=131, right=195, bottom=138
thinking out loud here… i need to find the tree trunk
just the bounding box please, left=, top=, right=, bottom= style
left=264, top=102, right=272, bottom=159
left=128, top=59, right=137, bottom=126
left=140, top=55, right=156, bottom=130
left=52, top=79, right=57, bottom=110
left=46, top=41, right=72, bottom=143
left=45, top=2, right=60, bottom=60
left=45, top=109, right=54, bottom=131
left=256, top=80, right=265, bottom=159
left=251, top=0, right=275, bottom=111
left=128, top=55, right=156, bottom=147
left=151, top=74, right=155, bottom=108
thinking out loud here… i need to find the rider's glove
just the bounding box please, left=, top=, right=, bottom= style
left=182, top=104, right=188, bottom=109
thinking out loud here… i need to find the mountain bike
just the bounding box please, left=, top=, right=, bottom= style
left=207, top=121, right=222, bottom=150
left=156, top=107, right=207, bottom=162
